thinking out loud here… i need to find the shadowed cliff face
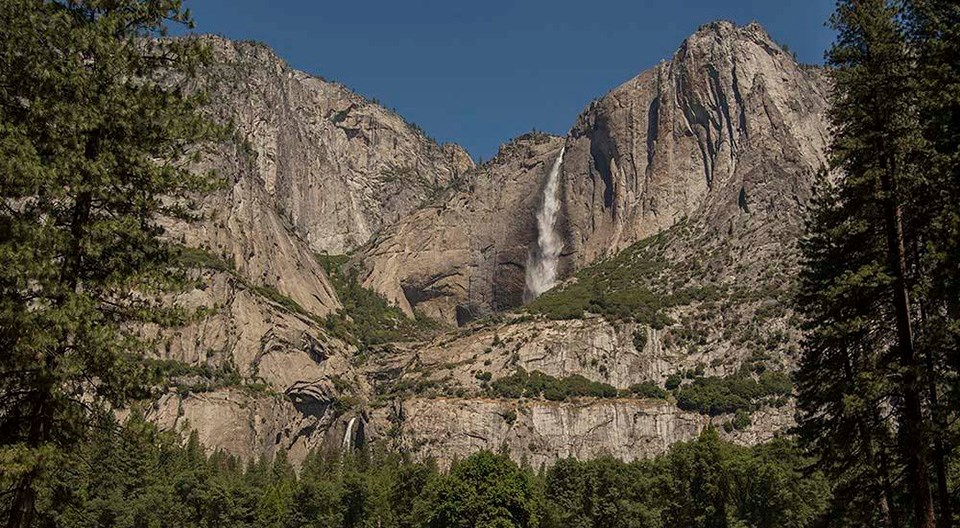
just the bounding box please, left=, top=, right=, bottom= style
left=356, top=133, right=566, bottom=325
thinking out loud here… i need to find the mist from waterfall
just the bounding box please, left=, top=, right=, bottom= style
left=524, top=147, right=565, bottom=303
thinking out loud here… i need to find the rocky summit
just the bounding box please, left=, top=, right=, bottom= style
left=146, top=21, right=830, bottom=467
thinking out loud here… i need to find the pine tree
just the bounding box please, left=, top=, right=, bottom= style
left=797, top=1, right=943, bottom=527
left=0, top=2, right=219, bottom=527
left=904, top=2, right=960, bottom=526
left=796, top=174, right=902, bottom=527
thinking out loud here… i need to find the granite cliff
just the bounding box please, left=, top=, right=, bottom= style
left=144, top=22, right=830, bottom=467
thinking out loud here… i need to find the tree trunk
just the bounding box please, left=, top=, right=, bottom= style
left=846, top=350, right=900, bottom=528
left=5, top=393, right=51, bottom=528
left=879, top=443, right=902, bottom=528
left=865, top=426, right=899, bottom=528
left=5, top=472, right=38, bottom=528
left=924, top=334, right=952, bottom=528
left=880, top=170, right=937, bottom=528
left=917, top=292, right=954, bottom=528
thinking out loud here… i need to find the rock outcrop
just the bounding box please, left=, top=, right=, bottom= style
left=368, top=398, right=791, bottom=469
left=137, top=35, right=478, bottom=463
left=562, top=22, right=829, bottom=266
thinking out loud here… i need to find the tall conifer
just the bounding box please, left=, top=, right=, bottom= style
left=0, top=2, right=218, bottom=526
left=797, top=1, right=939, bottom=527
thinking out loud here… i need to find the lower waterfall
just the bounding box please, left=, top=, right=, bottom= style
left=341, top=417, right=356, bottom=451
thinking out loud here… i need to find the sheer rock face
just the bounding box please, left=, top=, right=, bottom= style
left=356, top=134, right=566, bottom=325
left=139, top=36, right=477, bottom=462
left=153, top=33, right=479, bottom=378
left=368, top=316, right=680, bottom=395
left=367, top=398, right=791, bottom=469
left=195, top=36, right=474, bottom=255
left=140, top=266, right=371, bottom=465
left=562, top=21, right=829, bottom=267
left=148, top=390, right=329, bottom=465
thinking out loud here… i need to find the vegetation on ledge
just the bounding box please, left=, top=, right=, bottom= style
left=525, top=231, right=726, bottom=328
left=141, top=357, right=275, bottom=397
left=489, top=369, right=618, bottom=401
left=317, top=254, right=440, bottom=349
left=482, top=367, right=790, bottom=420
left=675, top=371, right=792, bottom=416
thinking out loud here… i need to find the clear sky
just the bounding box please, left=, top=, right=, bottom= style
left=181, top=0, right=836, bottom=161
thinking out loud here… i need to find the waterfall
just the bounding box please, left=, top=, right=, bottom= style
left=341, top=417, right=356, bottom=451
left=524, top=147, right=565, bottom=303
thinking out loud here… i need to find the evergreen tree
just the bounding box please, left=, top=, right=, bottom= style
left=796, top=1, right=958, bottom=527
left=419, top=451, right=539, bottom=528
left=796, top=175, right=902, bottom=527
left=905, top=2, right=960, bottom=526
left=0, top=1, right=219, bottom=526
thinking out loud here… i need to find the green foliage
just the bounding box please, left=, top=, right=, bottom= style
left=419, top=451, right=539, bottom=528
left=525, top=236, right=674, bottom=326
left=657, top=431, right=830, bottom=528
left=633, top=327, right=648, bottom=351
left=139, top=357, right=274, bottom=396
left=526, top=232, right=732, bottom=329
left=675, top=371, right=792, bottom=416
left=732, top=409, right=752, bottom=431
left=317, top=254, right=439, bottom=349
left=0, top=1, right=222, bottom=523
left=29, top=419, right=832, bottom=528
left=795, top=0, right=960, bottom=524
left=489, top=369, right=618, bottom=401
left=665, top=374, right=682, bottom=391
left=176, top=246, right=234, bottom=273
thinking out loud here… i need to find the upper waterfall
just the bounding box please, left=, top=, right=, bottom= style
left=524, top=147, right=565, bottom=302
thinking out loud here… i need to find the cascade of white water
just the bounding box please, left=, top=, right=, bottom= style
left=524, top=147, right=565, bottom=302
left=341, top=417, right=356, bottom=451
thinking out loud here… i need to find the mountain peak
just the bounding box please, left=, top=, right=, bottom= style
left=678, top=20, right=792, bottom=66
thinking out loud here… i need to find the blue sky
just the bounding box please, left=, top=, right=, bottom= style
left=181, top=0, right=836, bottom=161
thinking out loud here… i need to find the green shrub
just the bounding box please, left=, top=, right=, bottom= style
left=142, top=357, right=259, bottom=395
left=633, top=328, right=648, bottom=351
left=665, top=374, right=682, bottom=391
left=316, top=253, right=439, bottom=348
left=176, top=247, right=233, bottom=273
left=733, top=409, right=752, bottom=430
left=523, top=232, right=727, bottom=329
left=675, top=372, right=793, bottom=416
